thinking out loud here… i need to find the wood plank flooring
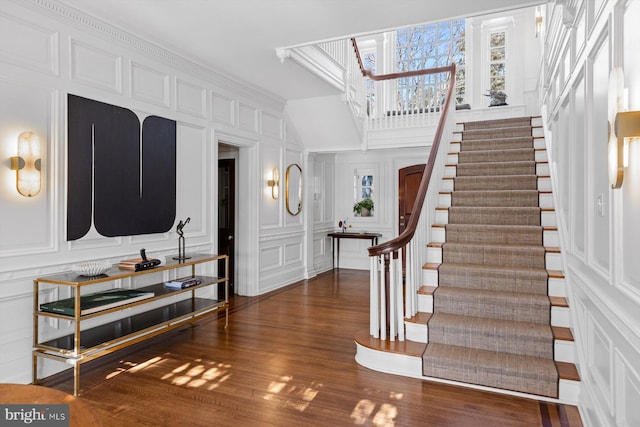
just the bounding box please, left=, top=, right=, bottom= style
left=41, top=269, right=583, bottom=426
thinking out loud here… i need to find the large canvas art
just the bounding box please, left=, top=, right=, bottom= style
left=67, top=94, right=177, bottom=241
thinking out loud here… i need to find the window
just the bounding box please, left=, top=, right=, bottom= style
left=395, top=19, right=466, bottom=108
left=354, top=169, right=375, bottom=217
left=489, top=31, right=506, bottom=91
left=362, top=50, right=377, bottom=116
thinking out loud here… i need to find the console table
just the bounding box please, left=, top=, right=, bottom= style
left=327, top=232, right=382, bottom=269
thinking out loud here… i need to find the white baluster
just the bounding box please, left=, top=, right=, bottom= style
left=370, top=256, right=379, bottom=338
left=389, top=255, right=396, bottom=341
left=379, top=255, right=386, bottom=340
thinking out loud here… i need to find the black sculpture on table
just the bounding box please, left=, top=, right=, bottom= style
left=173, top=217, right=191, bottom=260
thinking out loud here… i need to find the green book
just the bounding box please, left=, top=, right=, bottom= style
left=40, top=289, right=154, bottom=316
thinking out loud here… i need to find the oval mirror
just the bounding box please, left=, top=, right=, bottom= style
left=286, top=163, right=302, bottom=216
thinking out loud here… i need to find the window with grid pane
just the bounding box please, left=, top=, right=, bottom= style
left=395, top=19, right=466, bottom=108
left=489, top=31, right=506, bottom=91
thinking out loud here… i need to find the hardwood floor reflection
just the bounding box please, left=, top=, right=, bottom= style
left=41, top=269, right=583, bottom=426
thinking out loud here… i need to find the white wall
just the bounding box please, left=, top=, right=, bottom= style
left=466, top=7, right=540, bottom=114
left=0, top=0, right=305, bottom=383
left=541, top=1, right=640, bottom=426
left=313, top=147, right=430, bottom=270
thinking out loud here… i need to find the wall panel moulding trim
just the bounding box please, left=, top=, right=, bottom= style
left=26, top=0, right=285, bottom=109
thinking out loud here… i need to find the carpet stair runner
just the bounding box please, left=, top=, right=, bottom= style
left=422, top=116, right=560, bottom=398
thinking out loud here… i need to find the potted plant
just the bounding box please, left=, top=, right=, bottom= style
left=353, top=198, right=374, bottom=217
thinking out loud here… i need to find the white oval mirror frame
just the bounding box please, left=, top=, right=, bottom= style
left=286, top=163, right=302, bottom=216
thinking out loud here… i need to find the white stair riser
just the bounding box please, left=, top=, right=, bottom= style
left=532, top=117, right=543, bottom=127
left=405, top=322, right=429, bottom=343
left=549, top=277, right=566, bottom=297
left=532, top=127, right=544, bottom=138
left=551, top=306, right=571, bottom=328
left=417, top=293, right=433, bottom=313
left=555, top=340, right=575, bottom=363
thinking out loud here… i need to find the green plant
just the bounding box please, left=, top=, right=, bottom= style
left=353, top=197, right=374, bottom=215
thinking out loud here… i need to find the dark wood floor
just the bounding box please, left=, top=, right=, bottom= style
left=42, top=269, right=583, bottom=426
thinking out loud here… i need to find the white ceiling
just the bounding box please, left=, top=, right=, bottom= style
left=57, top=0, right=543, bottom=101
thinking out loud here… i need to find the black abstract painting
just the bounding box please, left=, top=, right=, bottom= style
left=67, top=94, right=176, bottom=241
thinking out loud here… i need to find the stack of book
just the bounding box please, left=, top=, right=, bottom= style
left=40, top=289, right=155, bottom=316
left=118, top=257, right=162, bottom=271
left=164, top=277, right=202, bottom=289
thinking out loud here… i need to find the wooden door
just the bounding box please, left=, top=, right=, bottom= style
left=218, top=159, right=235, bottom=295
left=399, top=164, right=426, bottom=269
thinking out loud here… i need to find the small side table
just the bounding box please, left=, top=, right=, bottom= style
left=327, top=232, right=382, bottom=270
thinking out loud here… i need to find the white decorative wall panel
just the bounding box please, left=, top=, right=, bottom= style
left=70, top=39, right=122, bottom=93
left=615, top=350, right=640, bottom=427
left=0, top=12, right=58, bottom=75
left=0, top=80, right=55, bottom=259
left=261, top=145, right=281, bottom=229
left=621, top=0, right=640, bottom=300
left=260, top=246, right=282, bottom=272
left=238, top=103, right=258, bottom=132
left=176, top=79, right=207, bottom=118
left=589, top=315, right=613, bottom=412
left=131, top=62, right=169, bottom=107
left=570, top=74, right=586, bottom=258
left=284, top=241, right=302, bottom=265
left=212, top=93, right=234, bottom=125
left=176, top=123, right=207, bottom=237
left=589, top=32, right=611, bottom=275
left=262, top=112, right=282, bottom=140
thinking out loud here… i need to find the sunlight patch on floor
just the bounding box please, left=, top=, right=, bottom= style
left=160, top=358, right=232, bottom=390
left=105, top=356, right=164, bottom=380
left=350, top=389, right=402, bottom=426
left=263, top=375, right=323, bottom=412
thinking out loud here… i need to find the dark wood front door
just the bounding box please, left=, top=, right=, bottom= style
left=218, top=159, right=235, bottom=295
left=399, top=164, right=426, bottom=269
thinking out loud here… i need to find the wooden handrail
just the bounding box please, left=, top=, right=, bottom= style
left=351, top=38, right=454, bottom=81
left=367, top=63, right=456, bottom=257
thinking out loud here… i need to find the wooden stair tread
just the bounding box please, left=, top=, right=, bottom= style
left=550, top=296, right=569, bottom=307
left=354, top=329, right=425, bottom=357
left=556, top=361, right=581, bottom=381
left=422, top=262, right=440, bottom=270
left=417, top=286, right=436, bottom=295
left=552, top=326, right=574, bottom=341
left=406, top=312, right=432, bottom=324
left=548, top=269, right=565, bottom=278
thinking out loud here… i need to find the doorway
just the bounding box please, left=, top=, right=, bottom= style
left=398, top=164, right=426, bottom=270
left=218, top=157, right=235, bottom=295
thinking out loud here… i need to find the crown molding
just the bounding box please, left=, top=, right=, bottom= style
left=15, top=0, right=286, bottom=111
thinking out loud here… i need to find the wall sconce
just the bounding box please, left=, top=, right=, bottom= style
left=267, top=167, right=279, bottom=199
left=10, top=131, right=41, bottom=197
left=608, top=68, right=640, bottom=189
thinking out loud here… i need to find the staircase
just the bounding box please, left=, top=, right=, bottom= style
left=415, top=116, right=578, bottom=399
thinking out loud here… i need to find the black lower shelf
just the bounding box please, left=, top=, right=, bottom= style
left=39, top=297, right=225, bottom=354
